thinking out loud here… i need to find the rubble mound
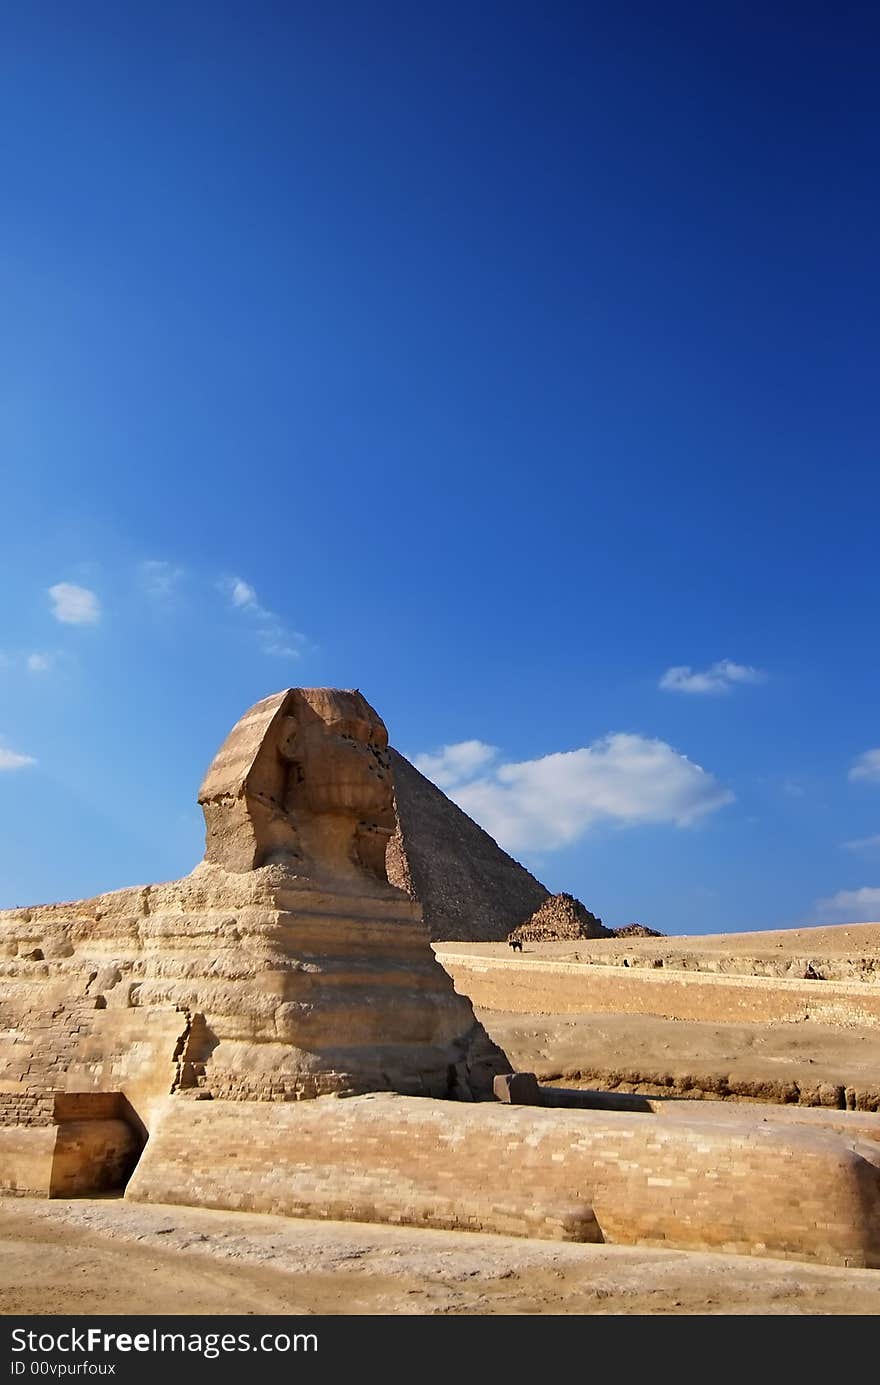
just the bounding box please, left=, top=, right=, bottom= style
left=612, top=923, right=665, bottom=939
left=509, top=893, right=610, bottom=943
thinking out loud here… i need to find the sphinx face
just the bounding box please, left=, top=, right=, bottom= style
left=199, top=687, right=397, bottom=877
left=279, top=703, right=394, bottom=820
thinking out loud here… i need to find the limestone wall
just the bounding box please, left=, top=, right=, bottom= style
left=654, top=1097, right=880, bottom=1144
left=127, top=1093, right=880, bottom=1267
left=0, top=1095, right=139, bottom=1198
left=49, top=1118, right=140, bottom=1196
left=0, top=1125, right=56, bottom=1195
left=436, top=951, right=880, bottom=1028
left=0, top=985, right=107, bottom=1128
left=63, top=1008, right=188, bottom=1135
left=578, top=922, right=880, bottom=983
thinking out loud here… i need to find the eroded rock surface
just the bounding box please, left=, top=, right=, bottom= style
left=509, top=893, right=610, bottom=943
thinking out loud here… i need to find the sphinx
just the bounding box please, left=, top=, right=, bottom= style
left=0, top=689, right=510, bottom=1181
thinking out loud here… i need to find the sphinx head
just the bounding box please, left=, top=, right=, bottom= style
left=277, top=688, right=392, bottom=818
left=199, top=688, right=396, bottom=879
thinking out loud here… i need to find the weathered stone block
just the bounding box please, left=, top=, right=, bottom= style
left=494, top=1071, right=541, bottom=1104
left=128, top=1093, right=880, bottom=1267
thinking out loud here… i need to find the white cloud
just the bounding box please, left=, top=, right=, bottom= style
left=843, top=834, right=880, bottom=853
left=660, top=659, right=766, bottom=695
left=222, top=576, right=261, bottom=613
left=48, top=583, right=100, bottom=625
left=413, top=739, right=499, bottom=789
left=139, top=560, right=184, bottom=598
left=221, top=576, right=305, bottom=659
left=0, top=651, right=52, bottom=674
left=259, top=636, right=305, bottom=658
left=0, top=744, right=36, bottom=771
left=412, top=733, right=733, bottom=853
left=815, top=886, right=880, bottom=923
left=229, top=577, right=258, bottom=609
left=849, top=749, right=880, bottom=783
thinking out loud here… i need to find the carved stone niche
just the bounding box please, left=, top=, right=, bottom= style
left=199, top=687, right=397, bottom=880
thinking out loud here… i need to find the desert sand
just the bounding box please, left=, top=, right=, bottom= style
left=3, top=1196, right=880, bottom=1317
left=480, top=1010, right=880, bottom=1105
left=444, top=921, right=880, bottom=972
left=436, top=927, right=880, bottom=1107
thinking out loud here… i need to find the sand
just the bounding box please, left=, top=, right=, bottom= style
left=2, top=1196, right=880, bottom=1317
left=480, top=1009, right=880, bottom=1105
left=435, top=924, right=880, bottom=1105
left=442, top=922, right=880, bottom=958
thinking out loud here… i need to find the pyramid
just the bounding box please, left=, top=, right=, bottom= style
left=509, top=892, right=610, bottom=943
left=387, top=750, right=550, bottom=941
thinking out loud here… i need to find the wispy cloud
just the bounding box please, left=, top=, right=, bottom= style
left=660, top=659, right=766, bottom=695
left=229, top=578, right=257, bottom=609
left=0, top=742, right=36, bottom=771
left=413, top=739, right=499, bottom=789
left=842, top=834, right=880, bottom=853
left=139, top=560, right=184, bottom=599
left=815, top=886, right=880, bottom=923
left=782, top=776, right=806, bottom=799
left=221, top=575, right=306, bottom=659
left=849, top=749, right=880, bottom=784
left=0, top=651, right=54, bottom=675
left=49, top=582, right=100, bottom=625
left=410, top=733, right=733, bottom=853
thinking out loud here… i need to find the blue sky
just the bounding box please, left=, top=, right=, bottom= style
left=2, top=3, right=879, bottom=933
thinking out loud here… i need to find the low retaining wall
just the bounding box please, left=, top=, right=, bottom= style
left=0, top=1125, right=56, bottom=1196
left=127, top=1093, right=880, bottom=1267
left=522, top=1082, right=880, bottom=1141
left=436, top=951, right=880, bottom=1028
left=0, top=1094, right=141, bottom=1197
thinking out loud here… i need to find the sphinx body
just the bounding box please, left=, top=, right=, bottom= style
left=0, top=689, right=509, bottom=1160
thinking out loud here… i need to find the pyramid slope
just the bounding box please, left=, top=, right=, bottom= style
left=387, top=750, right=549, bottom=942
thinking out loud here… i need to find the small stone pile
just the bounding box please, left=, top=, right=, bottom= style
left=508, top=893, right=610, bottom=943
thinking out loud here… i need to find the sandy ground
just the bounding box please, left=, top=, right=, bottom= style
left=2, top=1196, right=880, bottom=1316
left=592, top=921, right=880, bottom=956
left=434, top=923, right=880, bottom=1105
left=480, top=1009, right=880, bottom=1104
left=437, top=923, right=880, bottom=984
left=441, top=922, right=880, bottom=961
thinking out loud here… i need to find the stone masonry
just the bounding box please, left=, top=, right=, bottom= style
left=436, top=949, right=880, bottom=1032
left=129, top=1092, right=880, bottom=1267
